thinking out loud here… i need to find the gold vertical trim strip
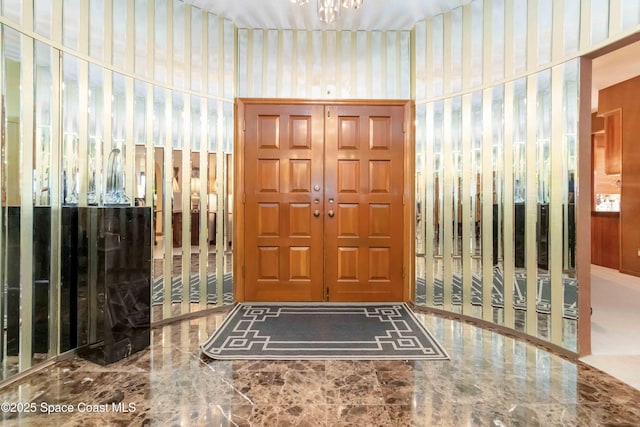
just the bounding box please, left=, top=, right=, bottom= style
left=182, top=95, right=191, bottom=315
left=482, top=88, right=493, bottom=321
left=442, top=99, right=453, bottom=311
left=19, top=32, right=35, bottom=371
left=215, top=101, right=225, bottom=306
left=461, top=94, right=473, bottom=314
left=49, top=48, right=63, bottom=356
left=609, top=0, right=622, bottom=37
left=145, top=84, right=155, bottom=319
left=462, top=4, right=472, bottom=88
left=125, top=77, right=135, bottom=203
left=199, top=98, right=208, bottom=309
left=163, top=89, right=173, bottom=320
left=503, top=81, right=515, bottom=329
left=126, top=0, right=135, bottom=72
left=551, top=0, right=565, bottom=63
left=425, top=102, right=435, bottom=307
left=443, top=13, right=452, bottom=95
left=525, top=74, right=538, bottom=335
left=550, top=65, right=564, bottom=344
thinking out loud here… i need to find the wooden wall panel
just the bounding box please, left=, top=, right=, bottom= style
left=591, top=213, right=620, bottom=269
left=598, top=75, right=640, bottom=277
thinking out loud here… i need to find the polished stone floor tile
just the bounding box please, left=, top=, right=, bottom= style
left=1, top=309, right=640, bottom=426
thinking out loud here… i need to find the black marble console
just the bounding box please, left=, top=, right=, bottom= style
left=68, top=207, right=151, bottom=365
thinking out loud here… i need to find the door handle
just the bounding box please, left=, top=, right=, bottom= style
left=328, top=210, right=335, bottom=218
left=314, top=210, right=320, bottom=217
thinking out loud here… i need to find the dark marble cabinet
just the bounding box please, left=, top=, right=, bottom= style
left=63, top=207, right=152, bottom=365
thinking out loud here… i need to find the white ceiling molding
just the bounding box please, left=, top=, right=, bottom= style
left=185, top=0, right=471, bottom=30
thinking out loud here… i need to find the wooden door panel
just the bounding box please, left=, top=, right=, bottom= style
left=243, top=101, right=405, bottom=303
left=325, top=105, right=404, bottom=302
left=245, top=104, right=325, bottom=301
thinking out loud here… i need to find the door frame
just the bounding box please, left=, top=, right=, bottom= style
left=234, top=98, right=415, bottom=303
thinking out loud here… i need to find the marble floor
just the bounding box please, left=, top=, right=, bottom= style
left=581, top=265, right=640, bottom=391
left=1, top=309, right=640, bottom=426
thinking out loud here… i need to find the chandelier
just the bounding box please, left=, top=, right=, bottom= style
left=291, top=0, right=364, bottom=24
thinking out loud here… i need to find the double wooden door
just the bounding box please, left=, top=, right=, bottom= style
left=242, top=101, right=405, bottom=302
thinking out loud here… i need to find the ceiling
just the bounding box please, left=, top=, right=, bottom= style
left=185, top=0, right=471, bottom=30
left=592, top=40, right=640, bottom=112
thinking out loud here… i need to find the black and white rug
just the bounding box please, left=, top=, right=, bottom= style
left=201, top=303, right=449, bottom=360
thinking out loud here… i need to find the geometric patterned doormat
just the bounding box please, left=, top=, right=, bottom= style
left=201, top=303, right=449, bottom=360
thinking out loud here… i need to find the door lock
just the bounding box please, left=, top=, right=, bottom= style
left=328, top=210, right=335, bottom=218
left=314, top=209, right=321, bottom=217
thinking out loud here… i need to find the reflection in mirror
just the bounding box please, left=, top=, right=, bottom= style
left=62, top=0, right=80, bottom=50
left=152, top=147, right=164, bottom=320
left=134, top=0, right=148, bottom=76
left=563, top=60, right=578, bottom=351
left=105, top=72, right=129, bottom=205
left=2, top=25, right=23, bottom=379
left=451, top=97, right=462, bottom=314
left=87, top=64, right=104, bottom=205
left=223, top=103, right=234, bottom=298
left=190, top=97, right=202, bottom=312
left=207, top=152, right=217, bottom=306
left=172, top=148, right=183, bottom=312
left=34, top=42, right=53, bottom=207
left=190, top=151, right=201, bottom=312
left=471, top=92, right=483, bottom=319
left=89, top=0, right=105, bottom=60
left=62, top=54, right=80, bottom=205
left=34, top=0, right=53, bottom=38
left=492, top=86, right=505, bottom=324
left=134, top=81, right=147, bottom=206
left=33, top=41, right=54, bottom=368
left=433, top=101, right=444, bottom=308
left=513, top=78, right=527, bottom=331
left=112, top=0, right=127, bottom=70
left=537, top=70, right=551, bottom=339
left=151, top=87, right=165, bottom=321
left=415, top=104, right=427, bottom=306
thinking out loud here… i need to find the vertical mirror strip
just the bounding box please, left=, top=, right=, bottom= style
left=461, top=94, right=473, bottom=315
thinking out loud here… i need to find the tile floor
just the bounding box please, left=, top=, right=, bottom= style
left=1, top=309, right=640, bottom=426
